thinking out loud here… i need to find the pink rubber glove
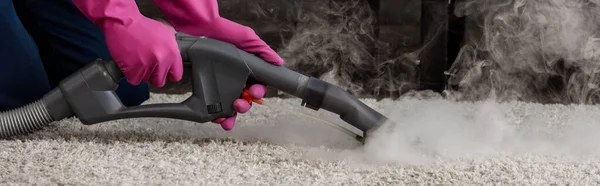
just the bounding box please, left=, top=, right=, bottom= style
left=71, top=0, right=183, bottom=87
left=154, top=0, right=284, bottom=131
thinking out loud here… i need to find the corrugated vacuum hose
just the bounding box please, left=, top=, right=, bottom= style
left=0, top=100, right=54, bottom=138
left=0, top=87, right=73, bottom=139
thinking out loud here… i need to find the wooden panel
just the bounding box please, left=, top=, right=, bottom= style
left=377, top=0, right=422, bottom=50
left=418, top=0, right=449, bottom=92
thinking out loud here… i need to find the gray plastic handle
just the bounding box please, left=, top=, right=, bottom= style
left=57, top=33, right=309, bottom=125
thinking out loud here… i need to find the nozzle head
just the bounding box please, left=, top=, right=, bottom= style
left=300, top=78, right=388, bottom=136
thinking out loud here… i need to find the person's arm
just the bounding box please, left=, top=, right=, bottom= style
left=71, top=0, right=144, bottom=28
left=152, top=0, right=220, bottom=35
left=152, top=0, right=284, bottom=65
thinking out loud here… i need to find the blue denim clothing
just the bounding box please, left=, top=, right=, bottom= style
left=0, top=0, right=149, bottom=111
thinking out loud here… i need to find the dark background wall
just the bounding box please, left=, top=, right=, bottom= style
left=135, top=0, right=458, bottom=100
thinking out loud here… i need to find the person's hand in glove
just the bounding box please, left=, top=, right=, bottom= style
left=153, top=0, right=284, bottom=130
left=211, top=84, right=267, bottom=130
left=71, top=0, right=183, bottom=88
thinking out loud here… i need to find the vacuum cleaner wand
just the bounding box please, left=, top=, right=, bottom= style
left=0, top=33, right=388, bottom=140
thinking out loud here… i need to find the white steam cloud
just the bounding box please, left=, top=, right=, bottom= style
left=448, top=0, right=600, bottom=104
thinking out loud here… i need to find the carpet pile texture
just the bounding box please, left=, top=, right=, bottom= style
left=2, top=93, right=600, bottom=185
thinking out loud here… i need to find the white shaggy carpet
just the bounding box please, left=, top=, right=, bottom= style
left=2, top=93, right=600, bottom=185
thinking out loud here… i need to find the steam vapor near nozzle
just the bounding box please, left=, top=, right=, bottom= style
left=275, top=0, right=421, bottom=100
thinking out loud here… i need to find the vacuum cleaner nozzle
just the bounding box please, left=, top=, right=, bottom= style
left=0, top=33, right=388, bottom=141
left=300, top=77, right=388, bottom=136
left=178, top=33, right=388, bottom=139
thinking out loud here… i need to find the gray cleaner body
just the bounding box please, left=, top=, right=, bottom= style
left=0, top=33, right=388, bottom=142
